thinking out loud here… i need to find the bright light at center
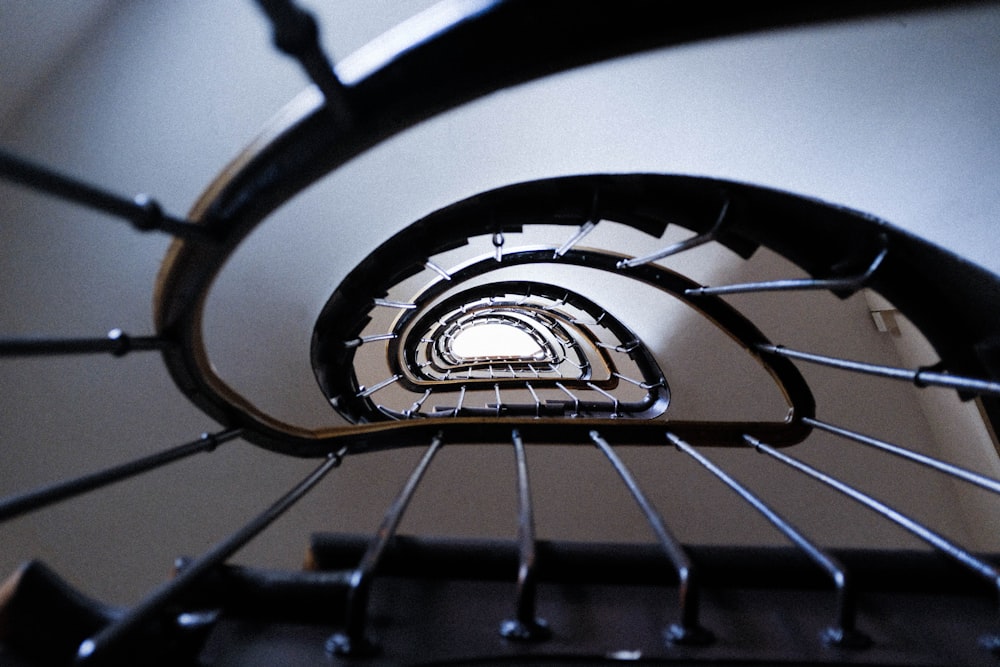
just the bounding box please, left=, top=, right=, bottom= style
left=450, top=323, right=543, bottom=360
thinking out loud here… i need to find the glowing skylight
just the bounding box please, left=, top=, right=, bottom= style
left=450, top=322, right=544, bottom=360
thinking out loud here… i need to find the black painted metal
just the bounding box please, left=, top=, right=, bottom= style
left=253, top=0, right=350, bottom=123
left=757, top=343, right=1000, bottom=398
left=264, top=534, right=1000, bottom=665
left=590, top=431, right=712, bottom=646
left=0, top=430, right=242, bottom=523
left=313, top=232, right=815, bottom=441
left=2, top=2, right=1000, bottom=665
left=307, top=533, right=999, bottom=593
left=668, top=432, right=867, bottom=648
left=321, top=277, right=672, bottom=422
left=687, top=247, right=888, bottom=297
left=501, top=430, right=551, bottom=641
left=0, top=150, right=213, bottom=240
left=8, top=536, right=1000, bottom=665
left=618, top=198, right=731, bottom=269
left=804, top=417, right=1000, bottom=495
left=0, top=561, right=219, bottom=667
left=743, top=435, right=1000, bottom=605
left=160, top=168, right=1000, bottom=455
left=253, top=0, right=328, bottom=76
left=0, top=330, right=168, bottom=358
left=155, top=0, right=1000, bottom=456
left=74, top=449, right=345, bottom=666
left=0, top=562, right=121, bottom=667
left=326, top=433, right=443, bottom=656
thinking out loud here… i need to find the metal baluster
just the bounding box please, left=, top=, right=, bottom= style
left=407, top=388, right=432, bottom=417
left=596, top=340, right=640, bottom=354
left=0, top=329, right=168, bottom=357
left=586, top=382, right=620, bottom=418
left=356, top=374, right=401, bottom=398
left=554, top=220, right=597, bottom=258
left=744, top=433, right=1000, bottom=649
left=0, top=430, right=242, bottom=523
left=556, top=382, right=580, bottom=416
left=686, top=247, right=886, bottom=297
left=804, top=417, right=1000, bottom=495
left=76, top=448, right=346, bottom=665
left=556, top=188, right=600, bottom=258
left=253, top=0, right=350, bottom=123
left=500, top=430, right=550, bottom=641
left=525, top=383, right=542, bottom=418
left=372, top=298, right=416, bottom=310
left=0, top=150, right=213, bottom=240
left=425, top=260, right=452, bottom=281
left=618, top=198, right=729, bottom=269
left=493, top=231, right=505, bottom=262
left=590, top=431, right=713, bottom=646
left=668, top=432, right=868, bottom=648
left=327, top=434, right=443, bottom=656
left=756, top=344, right=1000, bottom=398
left=344, top=333, right=397, bottom=349
left=613, top=372, right=663, bottom=390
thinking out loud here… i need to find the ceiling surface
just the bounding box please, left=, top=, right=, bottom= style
left=0, top=1, right=118, bottom=128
